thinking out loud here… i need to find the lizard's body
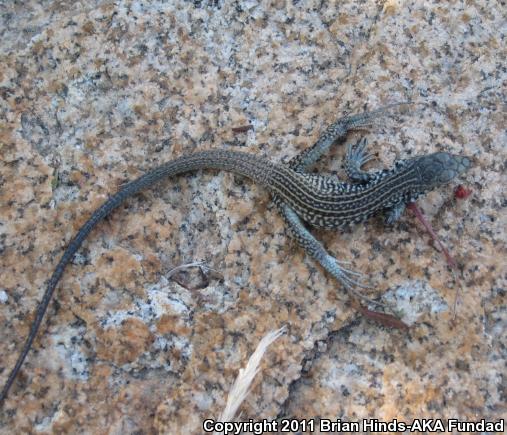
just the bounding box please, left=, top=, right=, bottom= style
left=0, top=107, right=471, bottom=405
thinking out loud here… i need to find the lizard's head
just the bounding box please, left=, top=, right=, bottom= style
left=406, top=152, right=472, bottom=197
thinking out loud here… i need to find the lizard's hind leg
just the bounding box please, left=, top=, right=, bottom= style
left=277, top=199, right=389, bottom=309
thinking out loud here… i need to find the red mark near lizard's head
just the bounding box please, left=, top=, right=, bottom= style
left=454, top=185, right=472, bottom=199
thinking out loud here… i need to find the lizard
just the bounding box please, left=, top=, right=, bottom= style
left=0, top=105, right=471, bottom=405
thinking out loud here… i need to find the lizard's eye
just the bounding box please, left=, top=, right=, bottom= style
left=420, top=166, right=440, bottom=183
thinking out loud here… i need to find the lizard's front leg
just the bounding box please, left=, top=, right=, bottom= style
left=289, top=104, right=407, bottom=173
left=276, top=199, right=386, bottom=307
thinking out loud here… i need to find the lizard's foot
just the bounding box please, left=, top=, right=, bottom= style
left=385, top=201, right=406, bottom=225
left=323, top=255, right=391, bottom=309
left=323, top=255, right=372, bottom=289
left=346, top=138, right=375, bottom=168
left=345, top=137, right=376, bottom=183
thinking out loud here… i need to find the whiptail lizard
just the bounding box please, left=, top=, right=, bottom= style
left=0, top=106, right=471, bottom=405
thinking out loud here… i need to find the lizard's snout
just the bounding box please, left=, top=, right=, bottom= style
left=448, top=154, right=472, bottom=175
left=433, top=152, right=472, bottom=173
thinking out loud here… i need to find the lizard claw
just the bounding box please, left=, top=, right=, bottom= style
left=324, top=255, right=373, bottom=289
left=338, top=269, right=373, bottom=290
left=323, top=255, right=392, bottom=308
left=348, top=138, right=374, bottom=168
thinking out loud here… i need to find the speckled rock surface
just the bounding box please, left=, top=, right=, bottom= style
left=0, top=1, right=505, bottom=434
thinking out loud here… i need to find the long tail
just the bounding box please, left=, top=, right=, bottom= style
left=0, top=149, right=283, bottom=404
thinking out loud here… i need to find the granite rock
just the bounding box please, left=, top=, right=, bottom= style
left=0, top=1, right=505, bottom=433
